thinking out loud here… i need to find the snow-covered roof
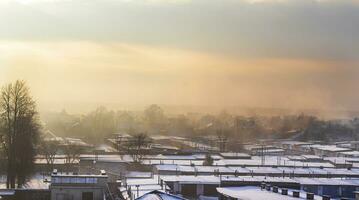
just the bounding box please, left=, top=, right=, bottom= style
left=126, top=175, right=162, bottom=186
left=126, top=171, right=153, bottom=178
left=34, top=158, right=72, bottom=165
left=136, top=190, right=187, bottom=200
left=302, top=155, right=321, bottom=160
left=221, top=176, right=298, bottom=184
left=80, top=154, right=134, bottom=163
left=145, top=154, right=204, bottom=160
left=287, top=156, right=306, bottom=161
left=217, top=187, right=321, bottom=200
left=155, top=164, right=359, bottom=177
left=161, top=176, right=220, bottom=184
left=323, top=156, right=359, bottom=165
left=219, top=152, right=251, bottom=158
left=143, top=159, right=204, bottom=166
left=0, top=189, right=15, bottom=196
left=295, top=178, right=359, bottom=186
left=311, top=145, right=351, bottom=152
left=339, top=151, right=359, bottom=157
left=94, top=144, right=117, bottom=152
left=246, top=167, right=283, bottom=174
left=214, top=156, right=334, bottom=168
left=155, top=165, right=235, bottom=173
left=280, top=141, right=313, bottom=146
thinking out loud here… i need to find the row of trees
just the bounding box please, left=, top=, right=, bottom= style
left=0, top=80, right=40, bottom=188
left=43, top=104, right=359, bottom=146
left=43, top=104, right=179, bottom=143
left=38, top=139, right=82, bottom=172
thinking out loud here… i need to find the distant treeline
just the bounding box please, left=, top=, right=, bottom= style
left=41, top=104, right=359, bottom=144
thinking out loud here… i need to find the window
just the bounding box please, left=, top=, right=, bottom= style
left=82, top=192, right=93, bottom=200
left=52, top=177, right=60, bottom=183
left=62, top=177, right=70, bottom=183
left=85, top=177, right=97, bottom=184
left=77, top=177, right=86, bottom=184
left=56, top=193, right=70, bottom=200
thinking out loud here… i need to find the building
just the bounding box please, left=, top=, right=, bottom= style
left=298, top=178, right=359, bottom=199
left=161, top=176, right=220, bottom=199
left=280, top=141, right=313, bottom=153
left=50, top=170, right=108, bottom=200
left=304, top=145, right=352, bottom=157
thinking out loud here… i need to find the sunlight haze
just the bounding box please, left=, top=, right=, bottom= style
left=1, top=0, right=358, bottom=113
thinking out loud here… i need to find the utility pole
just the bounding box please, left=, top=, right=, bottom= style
left=136, top=185, right=140, bottom=199
left=261, top=144, right=265, bottom=166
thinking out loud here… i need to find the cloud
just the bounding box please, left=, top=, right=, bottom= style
left=0, top=0, right=358, bottom=112
left=0, top=41, right=358, bottom=112
left=0, top=0, right=358, bottom=61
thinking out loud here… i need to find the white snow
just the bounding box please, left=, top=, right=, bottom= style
left=217, top=186, right=321, bottom=200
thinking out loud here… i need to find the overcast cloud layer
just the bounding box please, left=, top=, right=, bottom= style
left=1, top=0, right=359, bottom=59
left=0, top=0, right=358, bottom=112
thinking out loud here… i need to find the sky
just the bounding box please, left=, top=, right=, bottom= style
left=0, top=0, right=358, bottom=113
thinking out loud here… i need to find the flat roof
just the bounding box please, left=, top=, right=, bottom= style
left=161, top=175, right=220, bottom=184
left=52, top=173, right=107, bottom=178
left=0, top=189, right=15, bottom=196
left=219, top=153, right=251, bottom=158
left=217, top=187, right=321, bottom=200
left=221, top=176, right=298, bottom=184
left=295, top=178, right=359, bottom=186
left=340, top=151, right=359, bottom=156
left=311, top=145, right=351, bottom=152
left=281, top=141, right=313, bottom=146
left=302, top=155, right=322, bottom=159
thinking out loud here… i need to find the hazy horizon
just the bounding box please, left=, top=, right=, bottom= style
left=1, top=0, right=358, bottom=114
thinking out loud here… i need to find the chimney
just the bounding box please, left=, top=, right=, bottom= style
left=292, top=191, right=300, bottom=198
left=261, top=183, right=266, bottom=190
left=322, top=195, right=330, bottom=200
left=307, top=193, right=314, bottom=200
left=273, top=186, right=278, bottom=193
left=282, top=188, right=288, bottom=195
left=266, top=184, right=271, bottom=191
left=355, top=191, right=359, bottom=200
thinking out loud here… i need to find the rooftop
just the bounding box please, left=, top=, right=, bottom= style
left=136, top=190, right=187, bottom=200
left=217, top=186, right=322, bottom=200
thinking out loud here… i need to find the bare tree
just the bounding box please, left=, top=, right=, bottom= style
left=39, top=139, right=60, bottom=172
left=125, top=133, right=152, bottom=163
left=144, top=105, right=166, bottom=134
left=0, top=80, right=40, bottom=188
left=203, top=153, right=214, bottom=166
left=216, top=129, right=229, bottom=152
left=63, top=144, right=82, bottom=165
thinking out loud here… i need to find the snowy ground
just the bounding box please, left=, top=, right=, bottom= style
left=0, top=173, right=50, bottom=189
